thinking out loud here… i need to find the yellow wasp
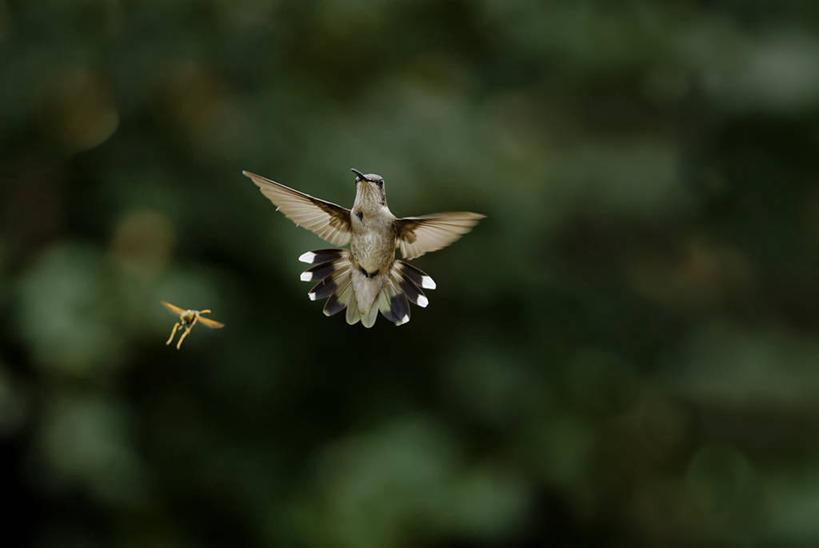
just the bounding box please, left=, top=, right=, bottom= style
left=161, top=301, right=224, bottom=349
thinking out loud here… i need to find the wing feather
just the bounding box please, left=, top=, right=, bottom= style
left=243, top=170, right=352, bottom=246
left=396, top=212, right=484, bottom=260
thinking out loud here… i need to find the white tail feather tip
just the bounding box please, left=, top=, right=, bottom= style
left=421, top=276, right=436, bottom=289
left=396, top=314, right=410, bottom=326
left=298, top=251, right=316, bottom=263
left=416, top=295, right=429, bottom=308
left=300, top=271, right=313, bottom=281
left=308, top=292, right=317, bottom=301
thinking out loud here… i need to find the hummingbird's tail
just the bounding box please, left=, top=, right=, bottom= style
left=298, top=250, right=436, bottom=328
left=372, top=261, right=436, bottom=327
left=298, top=248, right=355, bottom=317
left=345, top=260, right=436, bottom=327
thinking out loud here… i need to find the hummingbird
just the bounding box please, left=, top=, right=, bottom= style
left=162, top=301, right=224, bottom=349
left=242, top=168, right=484, bottom=327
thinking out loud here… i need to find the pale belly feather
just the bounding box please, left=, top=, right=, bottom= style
left=350, top=231, right=395, bottom=274
left=347, top=207, right=397, bottom=314
left=349, top=229, right=396, bottom=314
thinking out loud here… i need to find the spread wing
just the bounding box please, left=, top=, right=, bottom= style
left=396, top=212, right=485, bottom=260
left=243, top=170, right=352, bottom=246
left=198, top=316, right=225, bottom=329
left=161, top=301, right=185, bottom=317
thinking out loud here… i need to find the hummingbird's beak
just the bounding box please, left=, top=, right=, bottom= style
left=351, top=168, right=366, bottom=181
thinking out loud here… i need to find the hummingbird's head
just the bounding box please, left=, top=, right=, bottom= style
left=351, top=168, right=386, bottom=208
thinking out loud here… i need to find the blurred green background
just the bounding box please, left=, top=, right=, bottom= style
left=3, top=1, right=819, bottom=546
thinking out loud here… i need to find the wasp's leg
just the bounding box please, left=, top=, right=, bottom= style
left=175, top=317, right=198, bottom=350
left=176, top=326, right=192, bottom=349
left=166, top=322, right=180, bottom=345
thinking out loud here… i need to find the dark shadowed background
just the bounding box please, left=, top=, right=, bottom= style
left=3, top=1, right=819, bottom=546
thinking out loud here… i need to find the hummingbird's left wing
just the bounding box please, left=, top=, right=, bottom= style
left=243, top=171, right=352, bottom=246
left=396, top=212, right=485, bottom=260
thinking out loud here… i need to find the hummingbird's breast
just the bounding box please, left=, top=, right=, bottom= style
left=349, top=213, right=396, bottom=274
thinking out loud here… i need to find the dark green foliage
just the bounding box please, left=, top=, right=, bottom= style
left=2, top=1, right=819, bottom=546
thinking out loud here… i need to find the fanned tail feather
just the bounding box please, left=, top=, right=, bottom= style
left=376, top=261, right=435, bottom=327
left=297, top=249, right=352, bottom=317
left=299, top=249, right=345, bottom=265
left=345, top=290, right=360, bottom=325
left=299, top=250, right=436, bottom=328
left=395, top=261, right=437, bottom=291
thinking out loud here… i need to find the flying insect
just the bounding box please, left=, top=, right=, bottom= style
left=162, top=301, right=224, bottom=349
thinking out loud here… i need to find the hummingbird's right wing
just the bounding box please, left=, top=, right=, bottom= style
left=243, top=171, right=352, bottom=246
left=161, top=301, right=186, bottom=316
left=396, top=212, right=485, bottom=260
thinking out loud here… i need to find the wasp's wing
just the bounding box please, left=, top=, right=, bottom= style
left=243, top=170, right=352, bottom=246
left=161, top=301, right=186, bottom=316
left=395, top=212, right=484, bottom=260
left=198, top=316, right=225, bottom=329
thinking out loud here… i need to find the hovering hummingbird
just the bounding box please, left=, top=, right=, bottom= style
left=242, top=169, right=484, bottom=327
left=162, top=301, right=224, bottom=349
